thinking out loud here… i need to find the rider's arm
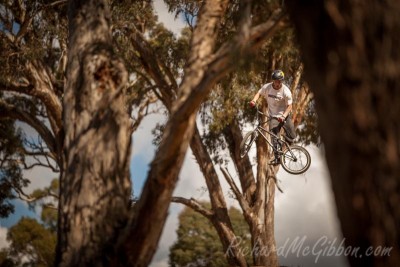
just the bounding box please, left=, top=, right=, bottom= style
left=251, top=91, right=261, bottom=104
left=282, top=104, right=292, bottom=119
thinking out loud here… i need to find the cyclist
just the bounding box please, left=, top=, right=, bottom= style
left=249, top=69, right=296, bottom=165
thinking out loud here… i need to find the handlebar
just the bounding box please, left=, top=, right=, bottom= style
left=252, top=105, right=271, bottom=119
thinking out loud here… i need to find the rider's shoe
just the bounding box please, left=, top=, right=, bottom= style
left=269, top=158, right=281, bottom=165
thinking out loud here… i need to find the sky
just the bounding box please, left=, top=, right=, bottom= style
left=0, top=1, right=350, bottom=267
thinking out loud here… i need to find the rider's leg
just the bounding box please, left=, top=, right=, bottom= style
left=283, top=115, right=296, bottom=144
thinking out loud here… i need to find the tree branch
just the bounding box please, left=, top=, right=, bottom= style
left=128, top=28, right=177, bottom=110
left=0, top=99, right=56, bottom=155
left=171, top=196, right=213, bottom=219
left=0, top=80, right=35, bottom=94
left=220, top=167, right=252, bottom=216
left=130, top=93, right=158, bottom=133
left=223, top=120, right=257, bottom=203
left=25, top=60, right=62, bottom=135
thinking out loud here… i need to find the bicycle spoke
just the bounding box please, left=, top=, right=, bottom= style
left=280, top=145, right=311, bottom=174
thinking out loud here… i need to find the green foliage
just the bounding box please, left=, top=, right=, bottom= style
left=40, top=206, right=58, bottom=234
left=0, top=0, right=68, bottom=82
left=0, top=119, right=28, bottom=218
left=169, top=203, right=251, bottom=267
left=6, top=217, right=56, bottom=267
left=0, top=1, right=67, bottom=217
left=0, top=177, right=58, bottom=266
left=27, top=178, right=59, bottom=232
left=164, top=0, right=201, bottom=28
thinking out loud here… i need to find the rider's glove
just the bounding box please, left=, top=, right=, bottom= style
left=278, top=116, right=286, bottom=123
left=249, top=101, right=256, bottom=108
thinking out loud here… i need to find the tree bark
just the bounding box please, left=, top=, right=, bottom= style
left=252, top=102, right=279, bottom=267
left=223, top=119, right=257, bottom=203
left=286, top=1, right=400, bottom=267
left=190, top=125, right=248, bottom=267
left=264, top=166, right=279, bottom=267
left=58, top=0, right=131, bottom=266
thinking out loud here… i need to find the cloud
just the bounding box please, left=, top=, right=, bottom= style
left=153, top=0, right=185, bottom=36
left=131, top=112, right=166, bottom=160
left=150, top=203, right=182, bottom=267
left=0, top=227, right=9, bottom=250
left=24, top=165, right=57, bottom=194
left=274, top=145, right=349, bottom=267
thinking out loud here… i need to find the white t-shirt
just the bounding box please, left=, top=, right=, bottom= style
left=258, top=83, right=293, bottom=117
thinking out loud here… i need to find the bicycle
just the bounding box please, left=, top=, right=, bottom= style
left=239, top=106, right=311, bottom=175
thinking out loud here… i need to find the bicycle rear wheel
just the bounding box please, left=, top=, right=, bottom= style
left=240, top=131, right=257, bottom=158
left=280, top=145, right=311, bottom=175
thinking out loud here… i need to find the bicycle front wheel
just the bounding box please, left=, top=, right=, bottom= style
left=280, top=145, right=311, bottom=175
left=240, top=131, right=257, bottom=158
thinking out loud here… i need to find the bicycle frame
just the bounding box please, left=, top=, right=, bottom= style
left=251, top=108, right=295, bottom=159
left=241, top=106, right=311, bottom=174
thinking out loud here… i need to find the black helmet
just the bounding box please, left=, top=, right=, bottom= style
left=271, top=70, right=284, bottom=80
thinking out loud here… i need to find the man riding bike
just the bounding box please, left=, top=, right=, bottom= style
left=249, top=70, right=296, bottom=165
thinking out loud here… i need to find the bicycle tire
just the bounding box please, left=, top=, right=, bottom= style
left=280, top=145, right=311, bottom=175
left=239, top=131, right=257, bottom=158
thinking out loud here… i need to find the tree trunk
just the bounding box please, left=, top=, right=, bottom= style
left=251, top=102, right=279, bottom=267
left=57, top=0, right=131, bottom=266
left=286, top=1, right=400, bottom=267
left=191, top=124, right=248, bottom=267
left=264, top=165, right=279, bottom=267
left=223, top=119, right=257, bottom=203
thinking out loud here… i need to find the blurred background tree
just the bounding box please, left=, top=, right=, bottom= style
left=169, top=203, right=251, bottom=267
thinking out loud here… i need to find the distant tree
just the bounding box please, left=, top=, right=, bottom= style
left=169, top=203, right=251, bottom=267
left=0, top=178, right=58, bottom=267
left=5, top=217, right=56, bottom=267
left=29, top=178, right=59, bottom=232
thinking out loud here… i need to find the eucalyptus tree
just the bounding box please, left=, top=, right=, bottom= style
left=4, top=217, right=56, bottom=267
left=0, top=176, right=58, bottom=266
left=0, top=0, right=67, bottom=213
left=0, top=0, right=159, bottom=214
